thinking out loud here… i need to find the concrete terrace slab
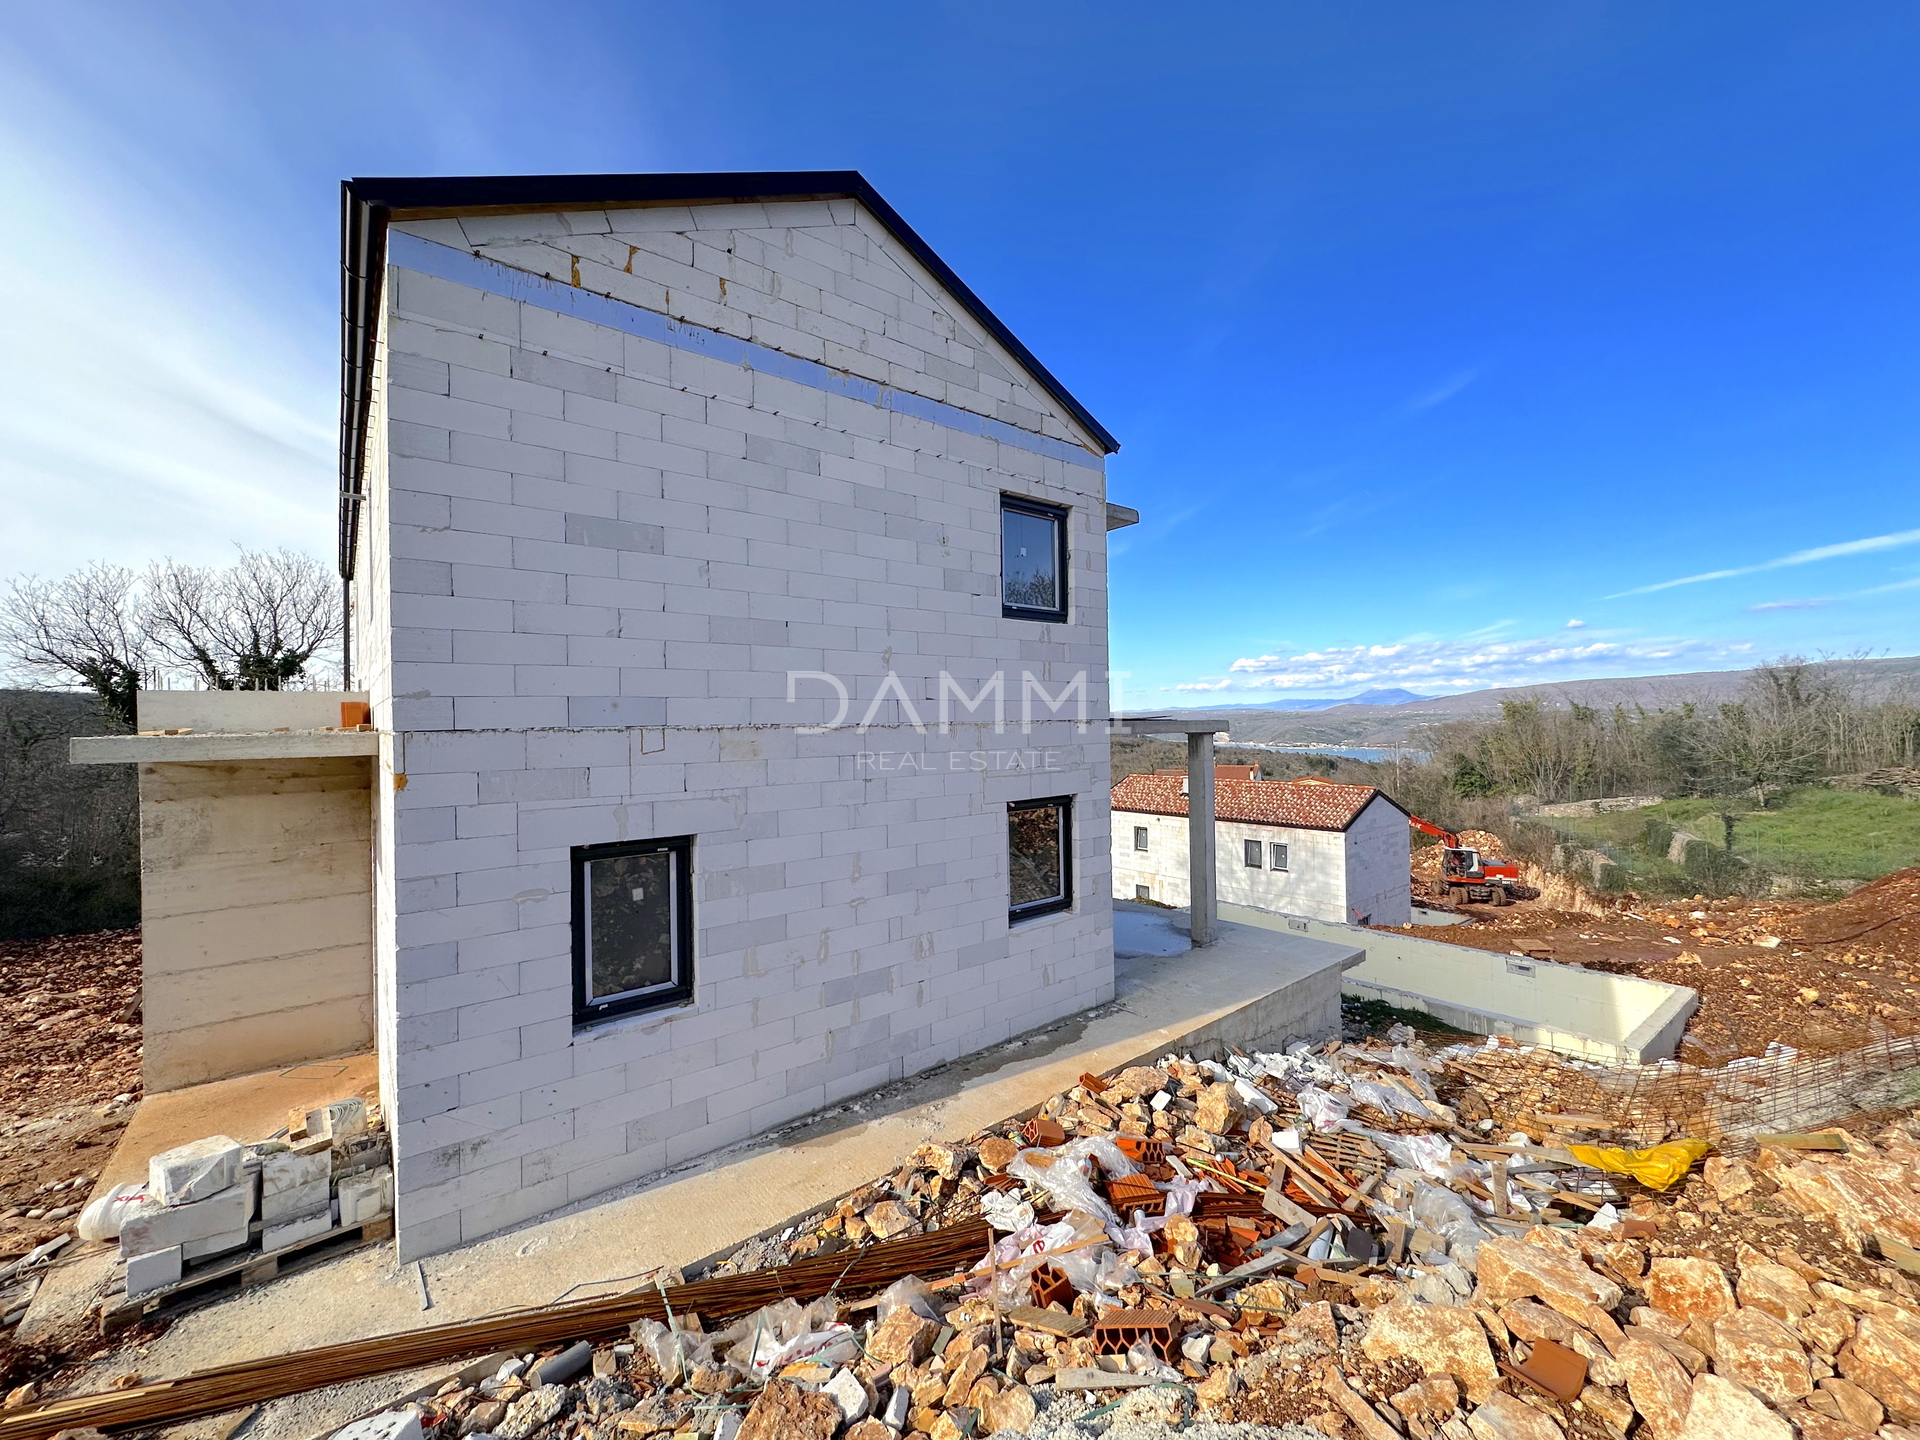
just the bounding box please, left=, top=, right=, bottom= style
left=71, top=918, right=1359, bottom=1383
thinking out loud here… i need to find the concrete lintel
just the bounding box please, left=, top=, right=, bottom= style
left=70, top=731, right=382, bottom=765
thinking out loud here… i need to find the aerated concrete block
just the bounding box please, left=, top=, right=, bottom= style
left=124, top=1245, right=182, bottom=1299
left=260, top=1148, right=331, bottom=1200
left=331, top=1410, right=423, bottom=1440
left=181, top=1223, right=251, bottom=1262
left=263, top=1206, right=335, bottom=1253
left=119, top=1183, right=249, bottom=1258
left=148, top=1136, right=243, bottom=1206
left=261, top=1176, right=332, bottom=1225
left=305, top=1098, right=369, bottom=1142
left=336, top=1165, right=392, bottom=1226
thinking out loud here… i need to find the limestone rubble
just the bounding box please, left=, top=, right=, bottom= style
left=352, top=1031, right=1920, bottom=1440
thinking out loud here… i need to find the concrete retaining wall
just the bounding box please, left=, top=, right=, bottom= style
left=1220, top=902, right=1698, bottom=1063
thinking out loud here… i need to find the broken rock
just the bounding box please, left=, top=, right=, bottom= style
left=1475, top=1237, right=1622, bottom=1336
left=494, top=1385, right=569, bottom=1440
left=1837, top=1312, right=1920, bottom=1423
left=1466, top=1390, right=1565, bottom=1440
left=863, top=1201, right=918, bottom=1240
left=1391, top=1375, right=1461, bottom=1420
left=737, top=1379, right=840, bottom=1440
left=975, top=1136, right=1019, bottom=1173
left=868, top=1306, right=940, bottom=1366
left=1810, top=1377, right=1885, bottom=1431
left=1618, top=1337, right=1695, bottom=1440
left=1712, top=1307, right=1812, bottom=1403
left=1736, top=1256, right=1816, bottom=1323
left=1646, top=1257, right=1737, bottom=1323
left=983, top=1384, right=1037, bottom=1434
left=1674, top=1373, right=1793, bottom=1440
left=1362, top=1298, right=1498, bottom=1403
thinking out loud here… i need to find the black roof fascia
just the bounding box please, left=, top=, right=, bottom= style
left=337, top=170, right=1118, bottom=583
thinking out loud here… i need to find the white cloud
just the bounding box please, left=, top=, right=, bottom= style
left=1607, top=528, right=1920, bottom=599
left=1217, top=633, right=1754, bottom=692
left=1405, top=369, right=1478, bottom=414
left=1564, top=618, right=1587, bottom=629
left=1748, top=598, right=1832, bottom=612
left=1170, top=678, right=1234, bottom=692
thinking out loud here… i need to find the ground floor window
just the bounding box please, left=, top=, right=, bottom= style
left=1135, top=884, right=1151, bottom=900
left=572, top=836, right=694, bottom=1025
left=1009, top=797, right=1073, bottom=921
left=1270, top=842, right=1289, bottom=871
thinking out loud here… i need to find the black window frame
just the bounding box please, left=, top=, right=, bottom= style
left=1244, top=838, right=1264, bottom=868
left=570, top=835, right=695, bottom=1027
left=1270, top=841, right=1289, bottom=872
left=1133, top=825, right=1150, bottom=852
left=1008, top=795, right=1075, bottom=922
left=1000, top=495, right=1070, bottom=623
left=1134, top=884, right=1152, bottom=901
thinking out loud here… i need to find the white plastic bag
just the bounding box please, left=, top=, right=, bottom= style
left=1006, top=1136, right=1137, bottom=1224
left=1295, top=1086, right=1350, bottom=1130
left=982, top=1191, right=1035, bottom=1233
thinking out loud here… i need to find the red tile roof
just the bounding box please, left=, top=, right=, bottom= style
left=1110, top=773, right=1402, bottom=833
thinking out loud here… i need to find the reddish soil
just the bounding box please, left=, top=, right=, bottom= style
left=1395, top=866, right=1920, bottom=1063
left=0, top=931, right=143, bottom=1266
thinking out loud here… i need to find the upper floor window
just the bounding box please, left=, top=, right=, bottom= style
left=1244, top=838, right=1263, bottom=868
left=1009, top=796, right=1073, bottom=921
left=572, top=836, right=694, bottom=1025
left=1001, top=496, right=1069, bottom=623
left=1133, top=825, right=1150, bottom=851
left=1270, top=842, right=1289, bottom=872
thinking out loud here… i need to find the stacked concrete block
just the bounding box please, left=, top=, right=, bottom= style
left=120, top=1183, right=250, bottom=1270
left=361, top=197, right=1120, bottom=1261
left=148, top=1136, right=242, bottom=1205
left=115, top=1113, right=395, bottom=1301
left=337, top=1165, right=394, bottom=1227
left=259, top=1150, right=332, bottom=1227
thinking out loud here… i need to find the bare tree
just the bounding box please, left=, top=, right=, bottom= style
left=145, top=549, right=337, bottom=692
left=1, top=549, right=340, bottom=729
left=0, top=562, right=150, bottom=729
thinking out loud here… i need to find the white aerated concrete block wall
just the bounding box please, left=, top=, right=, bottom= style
left=360, top=205, right=1117, bottom=1259
left=1341, top=797, right=1413, bottom=927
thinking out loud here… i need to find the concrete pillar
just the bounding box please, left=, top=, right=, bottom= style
left=1187, top=729, right=1217, bottom=946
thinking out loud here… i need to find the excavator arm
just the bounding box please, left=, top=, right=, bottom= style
left=1407, top=814, right=1460, bottom=847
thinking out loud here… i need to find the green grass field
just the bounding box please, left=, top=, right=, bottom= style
left=1547, top=786, right=1920, bottom=892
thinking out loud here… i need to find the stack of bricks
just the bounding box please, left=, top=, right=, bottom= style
left=118, top=1100, right=394, bottom=1301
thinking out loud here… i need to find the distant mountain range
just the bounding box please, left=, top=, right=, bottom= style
left=1192, top=687, right=1435, bottom=712
left=1131, top=656, right=1920, bottom=748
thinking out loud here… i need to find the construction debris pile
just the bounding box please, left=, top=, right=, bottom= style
left=266, top=1035, right=1920, bottom=1440
left=78, top=1098, right=392, bottom=1310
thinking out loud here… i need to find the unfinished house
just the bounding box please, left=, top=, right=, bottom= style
left=1110, top=774, right=1411, bottom=926
left=333, top=172, right=1125, bottom=1258
left=74, top=172, right=1133, bottom=1263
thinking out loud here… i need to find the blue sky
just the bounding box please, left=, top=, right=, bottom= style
left=2, top=4, right=1914, bottom=700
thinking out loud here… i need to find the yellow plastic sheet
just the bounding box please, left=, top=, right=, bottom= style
left=1565, top=1138, right=1712, bottom=1191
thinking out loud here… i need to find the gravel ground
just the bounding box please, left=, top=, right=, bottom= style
left=1021, top=1386, right=1330, bottom=1439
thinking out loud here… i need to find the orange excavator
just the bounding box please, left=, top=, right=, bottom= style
left=1408, top=815, right=1540, bottom=907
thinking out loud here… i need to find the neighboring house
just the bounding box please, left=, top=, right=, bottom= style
left=80, top=171, right=1131, bottom=1263
left=1110, top=775, right=1411, bottom=926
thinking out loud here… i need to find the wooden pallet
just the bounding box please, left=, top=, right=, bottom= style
left=103, top=1215, right=392, bottom=1333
